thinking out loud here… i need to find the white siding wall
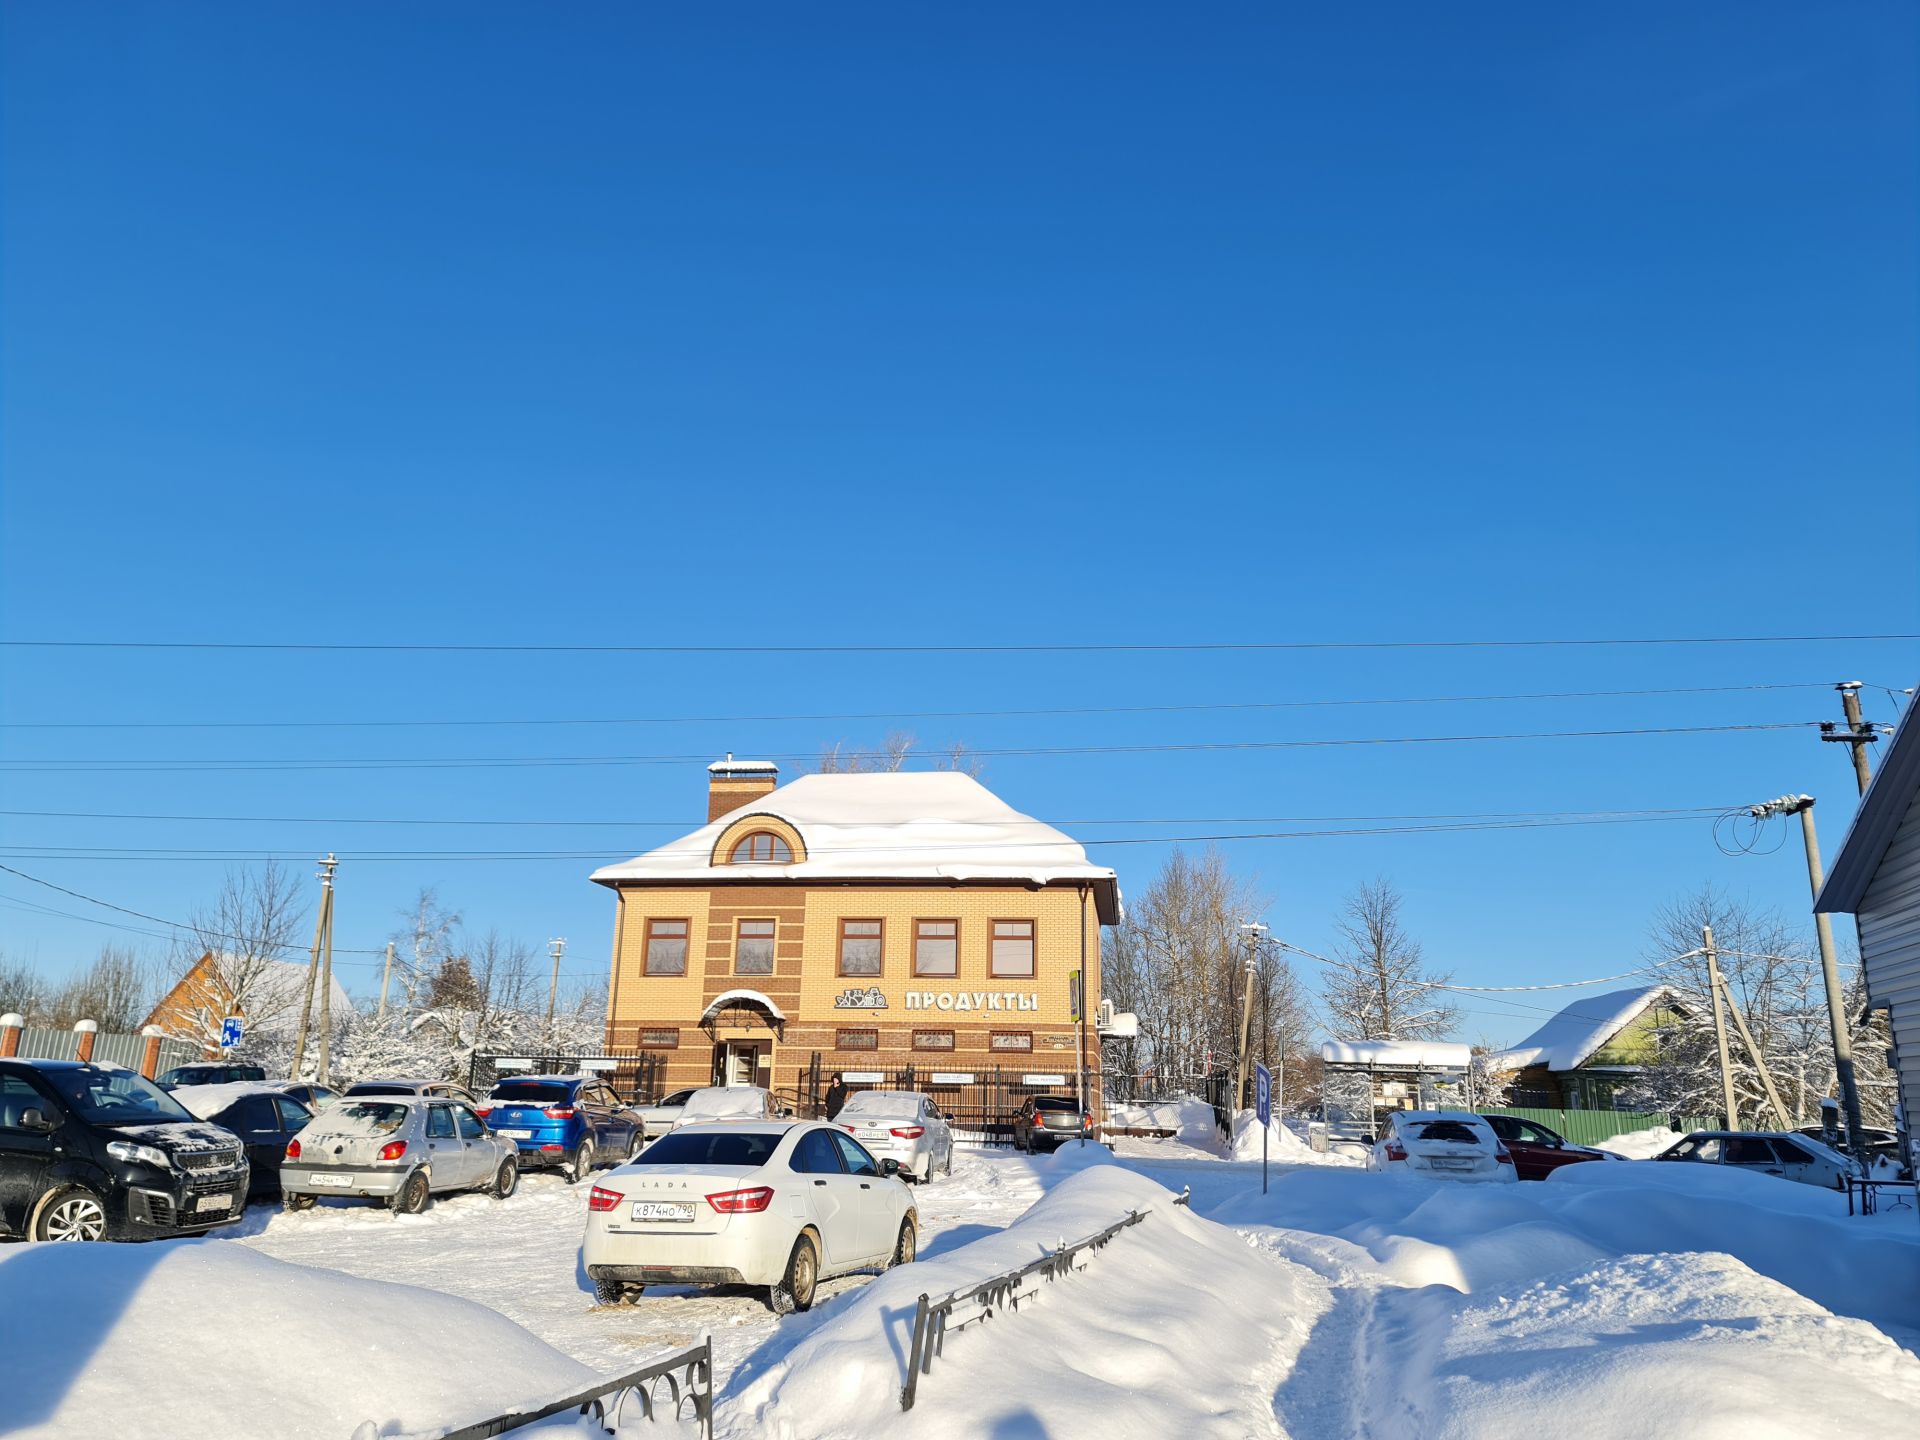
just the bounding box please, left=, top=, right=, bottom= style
left=1860, top=785, right=1920, bottom=1133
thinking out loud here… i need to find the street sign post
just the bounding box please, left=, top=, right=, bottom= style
left=220, top=1016, right=244, bottom=1050
left=1254, top=1062, right=1272, bottom=1194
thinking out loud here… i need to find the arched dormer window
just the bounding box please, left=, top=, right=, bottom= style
left=729, top=831, right=793, bottom=864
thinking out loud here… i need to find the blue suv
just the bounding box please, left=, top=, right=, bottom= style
left=477, top=1075, right=643, bottom=1183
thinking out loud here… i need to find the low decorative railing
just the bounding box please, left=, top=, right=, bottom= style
left=353, top=1338, right=712, bottom=1440
left=900, top=1209, right=1150, bottom=1411
left=1847, top=1176, right=1918, bottom=1218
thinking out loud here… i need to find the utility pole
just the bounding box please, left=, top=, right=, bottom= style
left=1716, top=971, right=1791, bottom=1128
left=1747, top=795, right=1868, bottom=1169
left=291, top=854, right=338, bottom=1081
left=1235, top=922, right=1266, bottom=1111
left=376, top=941, right=396, bottom=1021
left=1702, top=927, right=1741, bottom=1130
left=315, top=857, right=337, bottom=1086
left=545, top=937, right=567, bottom=1036
left=1820, top=682, right=1876, bottom=797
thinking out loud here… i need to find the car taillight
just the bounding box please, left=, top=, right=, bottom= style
left=890, top=1126, right=925, bottom=1139
left=1496, top=1146, right=1514, bottom=1165
left=842, top=1125, right=857, bottom=1134
left=378, top=1140, right=408, bottom=1162
left=1385, top=1142, right=1407, bottom=1162
left=285, top=1138, right=302, bottom=1160
left=475, top=1107, right=492, bottom=1119
left=587, top=1184, right=622, bottom=1212
left=1033, top=1115, right=1047, bottom=1127
left=706, top=1186, right=775, bottom=1214
left=544, top=1106, right=576, bottom=1119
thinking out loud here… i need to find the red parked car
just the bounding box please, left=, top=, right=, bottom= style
left=1478, top=1114, right=1619, bottom=1181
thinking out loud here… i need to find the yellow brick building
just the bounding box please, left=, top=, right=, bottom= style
left=591, top=760, right=1121, bottom=1116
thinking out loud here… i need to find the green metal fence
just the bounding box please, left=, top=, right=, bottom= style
left=1463, top=1105, right=1716, bottom=1148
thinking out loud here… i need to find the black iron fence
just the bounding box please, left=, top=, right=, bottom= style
left=468, top=1051, right=670, bottom=1105
left=351, top=1338, right=711, bottom=1439
left=900, top=1209, right=1153, bottom=1411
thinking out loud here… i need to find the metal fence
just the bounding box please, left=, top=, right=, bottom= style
left=352, top=1338, right=711, bottom=1440
left=468, top=1050, right=671, bottom=1106
left=16, top=1026, right=198, bottom=1074
left=1464, top=1105, right=1716, bottom=1149
left=820, top=1063, right=1092, bottom=1148
left=901, top=1208, right=1154, bottom=1411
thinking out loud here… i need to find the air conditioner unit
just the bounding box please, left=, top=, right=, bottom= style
left=1095, top=1001, right=1139, bottom=1038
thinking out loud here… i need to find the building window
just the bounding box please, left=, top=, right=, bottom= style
left=914, top=919, right=959, bottom=977
left=638, top=1028, right=679, bottom=1049
left=643, top=919, right=689, bottom=976
left=735, top=919, right=776, bottom=975
left=839, top=918, right=883, bottom=977
left=729, top=832, right=793, bottom=864
left=838, top=1028, right=879, bottom=1051
left=990, top=920, right=1035, bottom=978
left=990, top=1031, right=1033, bottom=1052
left=913, top=1029, right=956, bottom=1051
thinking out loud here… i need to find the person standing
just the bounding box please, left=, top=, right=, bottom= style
left=824, top=1072, right=849, bottom=1120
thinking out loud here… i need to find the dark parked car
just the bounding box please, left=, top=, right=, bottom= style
left=0, top=1059, right=249, bottom=1241
left=1478, top=1114, right=1618, bottom=1182
left=173, top=1084, right=316, bottom=1199
left=157, top=1062, right=268, bottom=1089
left=1011, top=1095, right=1093, bottom=1153
left=475, top=1075, right=645, bottom=1180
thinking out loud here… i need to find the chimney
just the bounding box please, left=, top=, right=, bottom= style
left=708, top=754, right=780, bottom=822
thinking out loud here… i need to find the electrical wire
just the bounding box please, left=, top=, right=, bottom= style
left=0, top=681, right=1851, bottom=732
left=5, top=633, right=1917, bottom=654
left=0, top=722, right=1818, bottom=774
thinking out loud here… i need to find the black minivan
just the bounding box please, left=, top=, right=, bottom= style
left=0, top=1059, right=250, bottom=1241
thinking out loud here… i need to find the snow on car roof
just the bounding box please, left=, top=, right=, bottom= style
left=590, top=772, right=1119, bottom=916
left=1483, top=985, right=1676, bottom=1072
left=839, top=1090, right=922, bottom=1113
left=1319, top=1039, right=1474, bottom=1068
left=170, top=1082, right=298, bottom=1120
left=680, top=1086, right=774, bottom=1117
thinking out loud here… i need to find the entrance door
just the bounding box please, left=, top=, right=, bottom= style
left=713, top=1042, right=764, bottom=1088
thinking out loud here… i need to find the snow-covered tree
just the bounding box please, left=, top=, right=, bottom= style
left=1320, top=879, right=1458, bottom=1042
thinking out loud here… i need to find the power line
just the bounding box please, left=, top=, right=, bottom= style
left=4, top=632, right=1916, bottom=655
left=0, top=681, right=1848, bottom=731
left=0, top=722, right=1817, bottom=774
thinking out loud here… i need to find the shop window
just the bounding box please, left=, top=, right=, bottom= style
left=644, top=919, right=689, bottom=976
left=990, top=920, right=1035, bottom=978
left=914, top=919, right=958, bottom=977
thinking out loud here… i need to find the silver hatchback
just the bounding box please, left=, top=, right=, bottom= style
left=281, top=1097, right=519, bottom=1214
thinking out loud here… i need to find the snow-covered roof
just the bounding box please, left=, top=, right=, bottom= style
left=591, top=772, right=1121, bottom=921
left=1319, top=1039, right=1474, bottom=1069
left=171, top=1082, right=295, bottom=1120
left=1483, top=985, right=1676, bottom=1072
left=702, top=988, right=787, bottom=1022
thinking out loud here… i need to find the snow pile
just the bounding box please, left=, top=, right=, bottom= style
left=1229, top=1108, right=1360, bottom=1166
left=1595, top=1125, right=1683, bottom=1159
left=1106, top=1093, right=1220, bottom=1143
left=0, top=1240, right=599, bottom=1440
left=732, top=1150, right=1328, bottom=1438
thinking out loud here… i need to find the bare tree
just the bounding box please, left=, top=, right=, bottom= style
left=177, top=863, right=308, bottom=1053
left=0, top=954, right=48, bottom=1022
left=392, top=888, right=461, bottom=1019
left=1320, top=879, right=1457, bottom=1041
left=47, top=945, right=152, bottom=1031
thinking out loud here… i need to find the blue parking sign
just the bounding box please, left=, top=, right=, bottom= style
left=220, top=1016, right=244, bottom=1048
left=1254, top=1063, right=1272, bottom=1126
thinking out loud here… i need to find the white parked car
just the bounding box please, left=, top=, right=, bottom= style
left=664, top=1085, right=781, bottom=1133
left=631, top=1087, right=700, bottom=1139
left=583, top=1121, right=917, bottom=1313
left=835, top=1090, right=954, bottom=1182
left=1654, top=1130, right=1853, bottom=1190
left=1367, top=1111, right=1516, bottom=1183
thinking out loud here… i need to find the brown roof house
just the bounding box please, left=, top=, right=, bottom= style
left=144, top=950, right=351, bottom=1061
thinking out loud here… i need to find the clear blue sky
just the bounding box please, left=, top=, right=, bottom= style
left=1, top=5, right=1915, bottom=1046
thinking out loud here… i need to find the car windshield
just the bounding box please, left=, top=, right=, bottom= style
left=1410, top=1121, right=1484, bottom=1145
left=490, top=1082, right=571, bottom=1105
left=327, top=1101, right=411, bottom=1134
left=632, top=1129, right=778, bottom=1167
left=45, top=1068, right=195, bottom=1126
left=839, top=1091, right=919, bottom=1118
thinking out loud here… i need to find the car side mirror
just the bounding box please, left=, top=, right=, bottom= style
left=20, top=1108, right=55, bottom=1133
left=878, top=1158, right=903, bottom=1178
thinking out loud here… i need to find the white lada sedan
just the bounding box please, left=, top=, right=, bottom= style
left=583, top=1121, right=917, bottom=1313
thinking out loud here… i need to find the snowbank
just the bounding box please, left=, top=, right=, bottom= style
left=732, top=1151, right=1327, bottom=1438
left=1595, top=1125, right=1683, bottom=1160
left=1229, top=1108, right=1360, bottom=1167
left=0, top=1239, right=599, bottom=1440
left=1107, top=1094, right=1219, bottom=1141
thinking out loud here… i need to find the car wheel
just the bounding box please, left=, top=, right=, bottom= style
left=593, top=1273, right=640, bottom=1306
left=491, top=1158, right=518, bottom=1200
left=770, top=1233, right=818, bottom=1315
left=567, top=1140, right=595, bottom=1185
left=392, top=1169, right=432, bottom=1215
left=284, top=1192, right=317, bottom=1213
left=943, top=1142, right=954, bottom=1177
left=891, top=1217, right=918, bottom=1267
left=33, top=1186, right=108, bottom=1242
